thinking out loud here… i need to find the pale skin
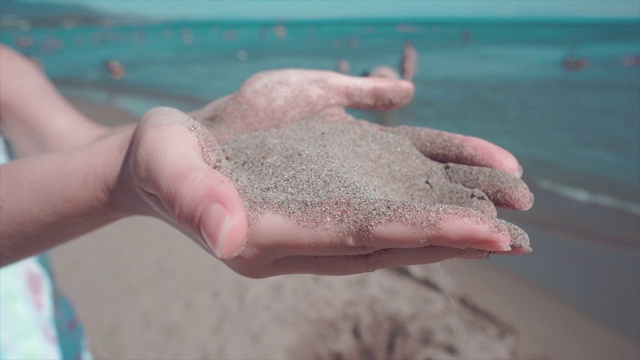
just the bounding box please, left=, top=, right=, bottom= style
left=0, top=46, right=531, bottom=276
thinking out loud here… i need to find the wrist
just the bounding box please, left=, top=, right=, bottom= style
left=98, top=126, right=140, bottom=218
left=0, top=125, right=135, bottom=265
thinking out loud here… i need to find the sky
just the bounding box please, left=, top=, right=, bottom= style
left=75, top=0, right=640, bottom=21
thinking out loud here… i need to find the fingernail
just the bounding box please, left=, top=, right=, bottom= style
left=515, top=165, right=523, bottom=178
left=514, top=246, right=533, bottom=254
left=200, top=203, right=233, bottom=259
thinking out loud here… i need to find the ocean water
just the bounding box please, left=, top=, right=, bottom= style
left=2, top=19, right=639, bottom=338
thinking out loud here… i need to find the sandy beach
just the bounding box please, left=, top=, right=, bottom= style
left=48, top=97, right=639, bottom=359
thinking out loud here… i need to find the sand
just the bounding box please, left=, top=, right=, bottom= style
left=46, top=96, right=639, bottom=359
left=50, top=216, right=640, bottom=360
left=208, top=117, right=530, bottom=249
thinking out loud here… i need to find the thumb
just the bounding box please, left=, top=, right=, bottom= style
left=137, top=107, right=248, bottom=260
left=194, top=170, right=249, bottom=260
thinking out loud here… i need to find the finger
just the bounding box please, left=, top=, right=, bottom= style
left=387, top=126, right=523, bottom=177
left=136, top=107, right=248, bottom=259
left=368, top=204, right=522, bottom=251
left=401, top=41, right=418, bottom=81
left=238, top=218, right=530, bottom=277
left=260, top=230, right=532, bottom=276
left=376, top=214, right=532, bottom=257
left=262, top=246, right=462, bottom=277
left=242, top=69, right=415, bottom=112
left=443, top=163, right=534, bottom=210
left=238, top=203, right=519, bottom=260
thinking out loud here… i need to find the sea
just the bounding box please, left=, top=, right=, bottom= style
left=1, top=18, right=639, bottom=340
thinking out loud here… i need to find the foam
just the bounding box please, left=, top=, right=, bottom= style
left=537, top=178, right=640, bottom=216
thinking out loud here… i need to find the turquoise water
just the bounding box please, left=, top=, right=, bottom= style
left=2, top=19, right=639, bottom=338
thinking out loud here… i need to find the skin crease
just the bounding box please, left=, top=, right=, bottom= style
left=0, top=46, right=532, bottom=277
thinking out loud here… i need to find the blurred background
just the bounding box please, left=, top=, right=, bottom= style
left=1, top=0, right=638, bottom=359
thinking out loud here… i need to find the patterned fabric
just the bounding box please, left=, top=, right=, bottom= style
left=0, top=135, right=92, bottom=360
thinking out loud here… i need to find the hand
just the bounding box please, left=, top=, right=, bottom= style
left=192, top=70, right=532, bottom=277
left=115, top=70, right=532, bottom=278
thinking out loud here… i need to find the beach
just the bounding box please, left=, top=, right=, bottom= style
left=2, top=17, right=638, bottom=358
left=45, top=97, right=639, bottom=359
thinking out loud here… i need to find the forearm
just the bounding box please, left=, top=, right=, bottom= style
left=0, top=128, right=133, bottom=266
left=0, top=45, right=106, bottom=156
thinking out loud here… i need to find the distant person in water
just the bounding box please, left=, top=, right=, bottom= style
left=620, top=54, right=640, bottom=67
left=362, top=40, right=418, bottom=81
left=14, top=35, right=33, bottom=49
left=103, top=59, right=125, bottom=79
left=103, top=59, right=125, bottom=106
left=400, top=40, right=418, bottom=81
left=361, top=41, right=418, bottom=125
left=460, top=30, right=472, bottom=43
left=336, top=59, right=351, bottom=74
left=273, top=24, right=287, bottom=39
left=561, top=46, right=589, bottom=71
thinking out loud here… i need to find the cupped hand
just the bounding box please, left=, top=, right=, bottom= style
left=115, top=70, right=533, bottom=278
left=191, top=69, right=532, bottom=277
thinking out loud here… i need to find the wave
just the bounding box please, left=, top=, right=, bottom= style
left=536, top=178, right=640, bottom=216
